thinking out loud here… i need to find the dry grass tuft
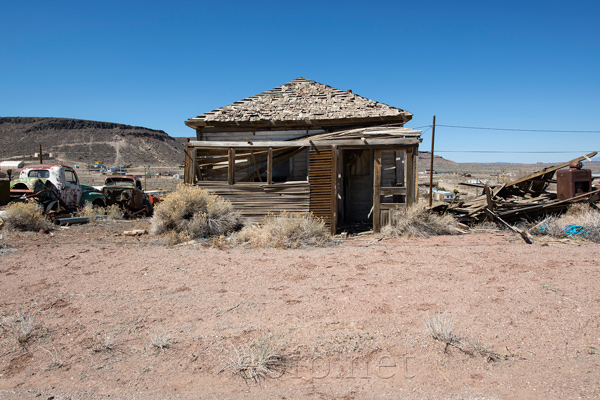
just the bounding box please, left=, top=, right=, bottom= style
left=529, top=204, right=600, bottom=242
left=425, top=312, right=504, bottom=361
left=91, top=331, right=119, bottom=353
left=41, top=346, right=64, bottom=370
left=150, top=328, right=173, bottom=351
left=233, top=213, right=330, bottom=249
left=105, top=204, right=125, bottom=220
left=78, top=203, right=124, bottom=221
left=425, top=312, right=462, bottom=351
left=1, top=202, right=50, bottom=231
left=1, top=310, right=35, bottom=346
left=382, top=203, right=460, bottom=238
left=78, top=202, right=105, bottom=224
left=151, top=185, right=241, bottom=243
left=222, top=334, right=288, bottom=383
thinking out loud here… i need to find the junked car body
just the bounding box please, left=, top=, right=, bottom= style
left=10, top=164, right=106, bottom=213
left=102, top=175, right=153, bottom=217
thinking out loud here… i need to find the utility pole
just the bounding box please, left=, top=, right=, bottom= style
left=39, top=144, right=43, bottom=164
left=428, top=116, right=436, bottom=207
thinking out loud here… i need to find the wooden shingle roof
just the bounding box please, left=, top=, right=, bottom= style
left=186, top=78, right=412, bottom=129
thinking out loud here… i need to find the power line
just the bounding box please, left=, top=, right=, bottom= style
left=416, top=124, right=600, bottom=133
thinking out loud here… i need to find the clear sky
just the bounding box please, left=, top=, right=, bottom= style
left=1, top=0, right=598, bottom=163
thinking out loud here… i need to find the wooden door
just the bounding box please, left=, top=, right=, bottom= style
left=308, top=147, right=336, bottom=232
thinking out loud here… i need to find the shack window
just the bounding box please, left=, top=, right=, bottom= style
left=65, top=170, right=78, bottom=184
left=28, top=170, right=50, bottom=179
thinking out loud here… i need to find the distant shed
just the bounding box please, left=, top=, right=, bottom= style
left=183, top=78, right=422, bottom=233
left=0, top=161, right=25, bottom=171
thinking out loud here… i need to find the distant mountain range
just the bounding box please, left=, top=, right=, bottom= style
left=0, top=117, right=183, bottom=166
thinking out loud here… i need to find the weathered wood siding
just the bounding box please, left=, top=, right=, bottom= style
left=197, top=181, right=309, bottom=224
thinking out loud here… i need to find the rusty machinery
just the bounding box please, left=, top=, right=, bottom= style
left=557, top=161, right=592, bottom=200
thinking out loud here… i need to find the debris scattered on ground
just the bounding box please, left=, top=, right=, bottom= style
left=432, top=152, right=600, bottom=243
left=119, top=229, right=148, bottom=237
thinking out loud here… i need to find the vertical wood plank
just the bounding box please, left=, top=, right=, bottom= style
left=330, top=145, right=338, bottom=235
left=412, top=146, right=419, bottom=203
left=250, top=151, right=262, bottom=183
left=373, top=149, right=382, bottom=233
left=406, top=147, right=415, bottom=207
left=267, top=147, right=273, bottom=185
left=228, top=148, right=235, bottom=185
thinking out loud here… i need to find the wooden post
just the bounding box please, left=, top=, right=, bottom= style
left=428, top=115, right=436, bottom=207
left=39, top=144, right=43, bottom=164
left=406, top=147, right=415, bottom=207
left=184, top=147, right=194, bottom=184
left=373, top=149, right=382, bottom=233
left=228, top=148, right=235, bottom=185
left=144, top=166, right=147, bottom=191
left=267, top=147, right=273, bottom=185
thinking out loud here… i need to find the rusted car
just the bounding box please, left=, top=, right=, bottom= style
left=102, top=175, right=154, bottom=217
left=10, top=164, right=106, bottom=213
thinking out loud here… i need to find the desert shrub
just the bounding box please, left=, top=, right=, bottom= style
left=222, top=334, right=288, bottom=383
left=529, top=203, right=600, bottom=242
left=233, top=212, right=329, bottom=249
left=382, top=203, right=459, bottom=238
left=150, top=185, right=241, bottom=243
left=1, top=202, right=50, bottom=231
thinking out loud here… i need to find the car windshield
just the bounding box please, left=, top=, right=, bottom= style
left=105, top=178, right=135, bottom=187
left=28, top=170, right=50, bottom=178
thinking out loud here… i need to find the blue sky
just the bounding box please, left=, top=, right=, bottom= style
left=1, top=0, right=598, bottom=163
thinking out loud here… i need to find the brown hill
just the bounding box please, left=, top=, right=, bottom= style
left=0, top=117, right=183, bottom=166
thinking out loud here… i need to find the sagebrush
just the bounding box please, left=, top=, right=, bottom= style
left=1, top=202, right=50, bottom=231
left=233, top=213, right=329, bottom=248
left=150, top=185, right=241, bottom=243
left=382, top=203, right=459, bottom=238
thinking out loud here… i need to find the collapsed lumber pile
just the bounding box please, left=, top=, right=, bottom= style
left=432, top=152, right=600, bottom=227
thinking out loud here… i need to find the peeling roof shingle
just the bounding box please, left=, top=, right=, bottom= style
left=186, top=78, right=412, bottom=127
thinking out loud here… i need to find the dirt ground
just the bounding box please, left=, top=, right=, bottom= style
left=0, top=221, right=599, bottom=400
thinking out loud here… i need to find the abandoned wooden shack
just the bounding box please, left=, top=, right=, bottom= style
left=183, top=77, right=422, bottom=233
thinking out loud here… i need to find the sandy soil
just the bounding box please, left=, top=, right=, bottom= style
left=0, top=221, right=599, bottom=399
